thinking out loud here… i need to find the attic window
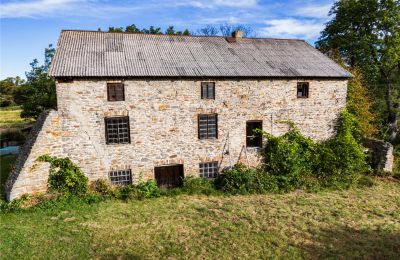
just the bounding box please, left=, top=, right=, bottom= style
left=199, top=161, right=219, bottom=179
left=107, top=83, right=125, bottom=101
left=297, top=82, right=309, bottom=98
left=105, top=116, right=130, bottom=144
left=198, top=114, right=218, bottom=139
left=109, top=169, right=132, bottom=185
left=201, top=82, right=215, bottom=99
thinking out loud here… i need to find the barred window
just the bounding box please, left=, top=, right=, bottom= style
left=297, top=82, right=309, bottom=98
left=109, top=169, right=132, bottom=185
left=105, top=117, right=130, bottom=144
left=199, top=161, right=219, bottom=178
left=246, top=121, right=262, bottom=148
left=201, top=82, right=215, bottom=99
left=198, top=114, right=218, bottom=139
left=107, top=83, right=125, bottom=101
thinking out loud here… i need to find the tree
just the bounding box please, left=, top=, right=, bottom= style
left=107, top=24, right=190, bottom=35
left=316, top=0, right=400, bottom=142
left=196, top=25, right=219, bottom=36
left=195, top=24, right=254, bottom=37
left=14, top=45, right=56, bottom=118
left=0, top=77, right=24, bottom=107
left=346, top=68, right=378, bottom=137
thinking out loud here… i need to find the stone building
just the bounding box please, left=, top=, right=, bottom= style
left=5, top=30, right=351, bottom=200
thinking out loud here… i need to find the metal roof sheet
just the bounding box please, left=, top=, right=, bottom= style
left=49, top=30, right=352, bottom=78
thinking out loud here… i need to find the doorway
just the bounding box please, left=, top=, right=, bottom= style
left=154, top=164, right=184, bottom=188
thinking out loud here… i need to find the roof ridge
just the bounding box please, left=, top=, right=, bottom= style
left=60, top=29, right=305, bottom=42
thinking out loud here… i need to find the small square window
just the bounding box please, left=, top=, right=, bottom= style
left=198, top=114, right=218, bottom=139
left=199, top=161, right=219, bottom=178
left=201, top=82, right=215, bottom=99
left=297, top=82, right=309, bottom=98
left=105, top=117, right=130, bottom=144
left=107, top=83, right=125, bottom=101
left=246, top=121, right=262, bottom=148
left=109, top=169, right=132, bottom=185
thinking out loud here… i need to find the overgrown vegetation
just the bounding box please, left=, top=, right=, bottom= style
left=217, top=110, right=368, bottom=194
left=37, top=155, right=88, bottom=195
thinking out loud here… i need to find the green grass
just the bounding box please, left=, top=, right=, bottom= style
left=0, top=106, right=34, bottom=130
left=0, top=154, right=17, bottom=195
left=1, top=178, right=399, bottom=259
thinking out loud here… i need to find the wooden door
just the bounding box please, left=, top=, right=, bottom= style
left=154, top=164, right=184, bottom=188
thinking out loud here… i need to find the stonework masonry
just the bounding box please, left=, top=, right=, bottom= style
left=5, top=78, right=347, bottom=200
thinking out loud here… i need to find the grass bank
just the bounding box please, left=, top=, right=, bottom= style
left=1, top=178, right=399, bottom=259
left=0, top=106, right=34, bottom=131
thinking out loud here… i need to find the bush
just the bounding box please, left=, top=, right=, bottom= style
left=181, top=176, right=218, bottom=195
left=216, top=163, right=278, bottom=194
left=136, top=180, right=160, bottom=200
left=90, top=179, right=113, bottom=196
left=260, top=110, right=368, bottom=190
left=262, top=128, right=316, bottom=191
left=37, top=155, right=88, bottom=195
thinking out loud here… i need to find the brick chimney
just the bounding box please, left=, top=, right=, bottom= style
left=232, top=30, right=243, bottom=39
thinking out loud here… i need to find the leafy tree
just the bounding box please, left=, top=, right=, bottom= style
left=346, top=68, right=378, bottom=137
left=14, top=45, right=56, bottom=118
left=316, top=0, right=400, bottom=142
left=0, top=77, right=24, bottom=107
left=107, top=24, right=189, bottom=35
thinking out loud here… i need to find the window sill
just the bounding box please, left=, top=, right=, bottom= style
left=246, top=147, right=262, bottom=152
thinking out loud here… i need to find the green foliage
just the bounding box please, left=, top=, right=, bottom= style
left=259, top=111, right=368, bottom=190
left=135, top=180, right=160, bottom=200
left=262, top=127, right=317, bottom=191
left=37, top=155, right=88, bottom=195
left=181, top=176, right=218, bottom=195
left=14, top=45, right=56, bottom=119
left=114, top=185, right=135, bottom=200
left=346, top=68, right=378, bottom=137
left=108, top=24, right=190, bottom=35
left=0, top=129, right=26, bottom=144
left=0, top=77, right=24, bottom=107
left=316, top=0, right=400, bottom=141
left=91, top=179, right=114, bottom=196
left=216, top=163, right=278, bottom=194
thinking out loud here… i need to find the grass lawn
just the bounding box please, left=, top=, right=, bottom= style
left=0, top=178, right=399, bottom=259
left=0, top=154, right=17, bottom=195
left=0, top=106, right=34, bottom=131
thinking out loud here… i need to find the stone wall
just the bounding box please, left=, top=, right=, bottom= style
left=5, top=78, right=347, bottom=200
left=5, top=111, right=63, bottom=200
left=362, top=138, right=394, bottom=172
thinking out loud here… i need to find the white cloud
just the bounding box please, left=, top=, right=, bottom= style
left=0, top=0, right=85, bottom=18
left=0, top=0, right=153, bottom=19
left=175, top=0, right=258, bottom=9
left=295, top=3, right=332, bottom=18
left=260, top=18, right=324, bottom=40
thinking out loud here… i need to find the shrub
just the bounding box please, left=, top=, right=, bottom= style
left=181, top=176, right=217, bottom=195
left=91, top=179, right=113, bottom=196
left=261, top=128, right=316, bottom=191
left=260, top=110, right=368, bottom=190
left=216, top=163, right=278, bottom=194
left=136, top=180, right=160, bottom=200
left=37, top=155, right=88, bottom=195
left=113, top=185, right=135, bottom=200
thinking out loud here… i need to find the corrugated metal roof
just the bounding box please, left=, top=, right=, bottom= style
left=49, top=30, right=352, bottom=78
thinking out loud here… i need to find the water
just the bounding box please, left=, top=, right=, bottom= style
left=0, top=146, right=19, bottom=155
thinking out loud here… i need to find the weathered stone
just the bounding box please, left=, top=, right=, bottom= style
left=5, top=78, right=347, bottom=200
left=362, top=138, right=394, bottom=172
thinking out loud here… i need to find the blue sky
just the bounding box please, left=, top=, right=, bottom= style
left=0, top=0, right=334, bottom=79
